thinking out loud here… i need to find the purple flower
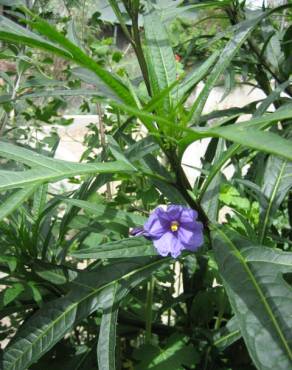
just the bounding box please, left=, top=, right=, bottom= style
left=132, top=205, right=203, bottom=258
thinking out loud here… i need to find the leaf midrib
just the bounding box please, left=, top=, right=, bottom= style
left=260, top=160, right=287, bottom=243
left=145, top=10, right=175, bottom=107
left=216, top=227, right=292, bottom=361
left=0, top=161, right=133, bottom=191
left=72, top=242, right=154, bottom=257
left=214, top=329, right=241, bottom=347
left=4, top=258, right=167, bottom=370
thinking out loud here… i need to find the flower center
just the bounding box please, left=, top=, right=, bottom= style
left=170, top=221, right=179, bottom=232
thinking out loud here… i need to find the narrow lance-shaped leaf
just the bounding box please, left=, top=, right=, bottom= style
left=259, top=156, right=292, bottom=243
left=200, top=139, right=225, bottom=221
left=25, top=10, right=135, bottom=105
left=187, top=16, right=259, bottom=124
left=254, top=80, right=291, bottom=117
left=97, top=282, right=119, bottom=370
left=107, top=135, right=134, bottom=167
left=2, top=257, right=169, bottom=370
left=199, top=143, right=241, bottom=201
left=210, top=126, right=292, bottom=162
left=212, top=226, right=292, bottom=370
left=0, top=186, right=38, bottom=221
left=0, top=13, right=134, bottom=105
left=72, top=238, right=157, bottom=259
left=106, top=101, right=292, bottom=163
left=180, top=108, right=292, bottom=161
left=143, top=3, right=177, bottom=109
left=0, top=15, right=72, bottom=59
left=0, top=161, right=134, bottom=191
left=160, top=0, right=231, bottom=22
left=0, top=142, right=136, bottom=191
left=60, top=198, right=146, bottom=227
left=32, top=184, right=48, bottom=220
left=176, top=50, right=220, bottom=104
left=213, top=316, right=241, bottom=351
left=187, top=6, right=292, bottom=124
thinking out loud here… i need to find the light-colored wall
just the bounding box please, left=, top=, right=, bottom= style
left=182, top=83, right=267, bottom=185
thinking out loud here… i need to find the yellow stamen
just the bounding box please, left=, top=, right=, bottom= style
left=170, top=221, right=179, bottom=232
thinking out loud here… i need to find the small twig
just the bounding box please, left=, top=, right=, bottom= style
left=0, top=71, right=22, bottom=136
left=145, top=276, right=154, bottom=343
left=97, top=104, right=112, bottom=199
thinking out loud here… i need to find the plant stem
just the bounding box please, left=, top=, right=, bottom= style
left=214, top=296, right=226, bottom=330
left=120, top=0, right=152, bottom=95
left=166, top=149, right=211, bottom=237
left=131, top=14, right=152, bottom=96
left=145, top=276, right=154, bottom=343
left=0, top=70, right=22, bottom=136
left=97, top=104, right=112, bottom=199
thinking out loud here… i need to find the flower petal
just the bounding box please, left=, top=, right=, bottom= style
left=178, top=222, right=203, bottom=251
left=179, top=208, right=200, bottom=230
left=130, top=227, right=145, bottom=236
left=143, top=207, right=169, bottom=237
left=153, top=231, right=183, bottom=258
left=166, top=205, right=183, bottom=221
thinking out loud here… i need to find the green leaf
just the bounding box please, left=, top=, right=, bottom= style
left=212, top=226, right=292, bottom=370
left=143, top=4, right=177, bottom=109
left=0, top=14, right=134, bottom=105
left=0, top=186, right=37, bottom=221
left=199, top=144, right=240, bottom=201
left=200, top=139, right=225, bottom=222
left=176, top=50, right=220, bottom=104
left=259, top=156, right=292, bottom=243
left=60, top=198, right=146, bottom=227
left=125, top=136, right=159, bottom=161
left=33, top=261, right=79, bottom=285
left=0, top=164, right=133, bottom=191
left=71, top=68, right=120, bottom=101
left=72, top=238, right=157, bottom=259
left=2, top=258, right=169, bottom=370
left=135, top=334, right=199, bottom=370
left=3, top=88, right=112, bottom=102
left=0, top=15, right=72, bottom=58
left=178, top=108, right=292, bottom=161
left=107, top=135, right=135, bottom=168
left=187, top=17, right=260, bottom=124
left=160, top=0, right=231, bottom=22
left=0, top=141, right=72, bottom=168
left=0, top=255, right=17, bottom=272
left=201, top=173, right=222, bottom=222
left=187, top=7, right=291, bottom=124
left=221, top=108, right=292, bottom=131
left=1, top=284, right=24, bottom=307
left=0, top=0, right=25, bottom=5
left=0, top=142, right=136, bottom=191
left=97, top=283, right=119, bottom=370
left=28, top=282, right=42, bottom=306
left=32, top=184, right=48, bottom=220
left=213, top=316, right=241, bottom=350
left=210, top=126, right=292, bottom=162
left=67, top=19, right=83, bottom=49
left=254, top=80, right=291, bottom=117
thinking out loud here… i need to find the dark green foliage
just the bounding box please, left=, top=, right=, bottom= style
left=0, top=1, right=291, bottom=369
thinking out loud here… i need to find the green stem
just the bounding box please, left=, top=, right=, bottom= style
left=166, top=149, right=210, bottom=236
left=120, top=0, right=151, bottom=95
left=198, top=144, right=241, bottom=202
left=214, top=296, right=226, bottom=330
left=145, top=276, right=154, bottom=343
left=131, top=15, right=152, bottom=96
